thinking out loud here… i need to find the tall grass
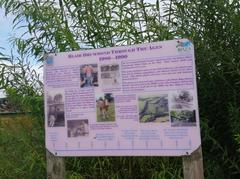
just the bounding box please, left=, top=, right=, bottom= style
left=0, top=115, right=183, bottom=179
left=0, top=115, right=46, bottom=178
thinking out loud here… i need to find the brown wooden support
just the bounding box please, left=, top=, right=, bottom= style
left=183, top=146, right=204, bottom=179
left=46, top=150, right=65, bottom=179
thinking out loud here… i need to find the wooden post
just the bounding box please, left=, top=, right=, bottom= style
left=46, top=150, right=66, bottom=179
left=183, top=146, right=204, bottom=179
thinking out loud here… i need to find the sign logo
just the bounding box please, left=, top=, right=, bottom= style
left=46, top=56, right=54, bottom=65
left=176, top=40, right=192, bottom=52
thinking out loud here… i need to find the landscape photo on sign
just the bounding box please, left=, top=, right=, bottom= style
left=138, top=94, right=169, bottom=123
left=96, top=93, right=115, bottom=122
left=170, top=110, right=196, bottom=127
left=47, top=91, right=65, bottom=127
left=80, top=64, right=98, bottom=87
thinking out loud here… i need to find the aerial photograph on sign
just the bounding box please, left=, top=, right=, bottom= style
left=138, top=94, right=169, bottom=123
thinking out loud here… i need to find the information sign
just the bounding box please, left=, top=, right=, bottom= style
left=44, top=39, right=201, bottom=156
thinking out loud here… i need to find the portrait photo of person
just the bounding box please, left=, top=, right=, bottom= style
left=80, top=64, right=98, bottom=87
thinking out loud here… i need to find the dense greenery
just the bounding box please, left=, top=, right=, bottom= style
left=0, top=115, right=45, bottom=178
left=0, top=0, right=240, bottom=178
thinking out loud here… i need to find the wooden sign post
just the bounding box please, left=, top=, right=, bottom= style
left=183, top=146, right=204, bottom=179
left=46, top=150, right=65, bottom=179
left=46, top=146, right=204, bottom=179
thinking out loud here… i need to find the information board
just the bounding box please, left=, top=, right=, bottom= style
left=44, top=39, right=201, bottom=156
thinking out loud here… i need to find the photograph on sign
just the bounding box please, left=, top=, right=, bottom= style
left=44, top=39, right=201, bottom=156
left=100, top=63, right=121, bottom=87
left=80, top=64, right=98, bottom=88
left=47, top=90, right=65, bottom=127
left=138, top=93, right=169, bottom=123
left=67, top=119, right=89, bottom=137
left=96, top=93, right=115, bottom=122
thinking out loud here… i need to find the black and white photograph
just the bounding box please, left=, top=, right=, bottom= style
left=67, top=119, right=89, bottom=137
left=47, top=92, right=65, bottom=127
left=100, top=64, right=120, bottom=87
left=170, top=110, right=196, bottom=127
left=138, top=94, right=169, bottom=123
left=171, top=90, right=193, bottom=109
left=0, top=98, right=16, bottom=113
left=80, top=64, right=98, bottom=87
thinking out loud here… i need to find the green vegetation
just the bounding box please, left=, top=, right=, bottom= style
left=170, top=111, right=195, bottom=122
left=0, top=115, right=45, bottom=178
left=0, top=0, right=240, bottom=178
left=170, top=110, right=196, bottom=127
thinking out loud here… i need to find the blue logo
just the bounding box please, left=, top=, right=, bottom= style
left=176, top=40, right=192, bottom=52
left=46, top=56, right=53, bottom=65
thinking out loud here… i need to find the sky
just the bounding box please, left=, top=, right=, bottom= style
left=0, top=9, right=14, bottom=97
left=0, top=8, right=38, bottom=98
left=0, top=8, right=45, bottom=98
left=0, top=9, right=18, bottom=56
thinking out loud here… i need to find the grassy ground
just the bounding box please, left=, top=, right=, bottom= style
left=0, top=114, right=183, bottom=179
left=0, top=114, right=46, bottom=178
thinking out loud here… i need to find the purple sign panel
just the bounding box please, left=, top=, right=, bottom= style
left=44, top=39, right=201, bottom=156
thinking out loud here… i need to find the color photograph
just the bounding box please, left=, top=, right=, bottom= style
left=138, top=94, right=169, bottom=123
left=80, top=64, right=98, bottom=87
left=96, top=93, right=115, bottom=122
left=170, top=110, right=196, bottom=127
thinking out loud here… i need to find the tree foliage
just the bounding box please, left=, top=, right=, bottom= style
left=0, top=0, right=172, bottom=60
left=0, top=0, right=240, bottom=178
